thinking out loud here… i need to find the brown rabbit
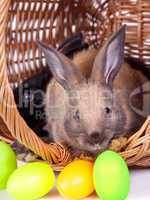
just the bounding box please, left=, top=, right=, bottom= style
left=37, top=26, right=148, bottom=156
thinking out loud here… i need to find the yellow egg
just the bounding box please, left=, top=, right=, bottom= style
left=57, top=160, right=94, bottom=199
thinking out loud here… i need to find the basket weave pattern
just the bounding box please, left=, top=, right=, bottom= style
left=0, top=0, right=71, bottom=168
left=115, top=0, right=150, bottom=66
left=0, top=0, right=149, bottom=169
left=6, top=0, right=116, bottom=85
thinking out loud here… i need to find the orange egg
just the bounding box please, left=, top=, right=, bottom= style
left=57, top=160, right=94, bottom=199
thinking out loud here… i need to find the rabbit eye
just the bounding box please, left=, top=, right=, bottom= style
left=105, top=107, right=111, bottom=114
left=73, top=110, right=80, bottom=121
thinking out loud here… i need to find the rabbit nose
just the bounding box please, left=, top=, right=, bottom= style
left=90, top=132, right=104, bottom=144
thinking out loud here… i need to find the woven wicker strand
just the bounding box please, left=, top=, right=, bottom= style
left=121, top=116, right=150, bottom=167
left=0, top=0, right=71, bottom=169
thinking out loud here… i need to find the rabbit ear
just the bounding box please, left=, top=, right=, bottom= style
left=91, top=25, right=126, bottom=86
left=37, top=41, right=84, bottom=90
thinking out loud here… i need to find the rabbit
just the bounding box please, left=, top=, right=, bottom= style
left=37, top=26, right=149, bottom=156
left=14, top=32, right=88, bottom=138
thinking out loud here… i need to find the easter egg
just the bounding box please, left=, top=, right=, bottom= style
left=94, top=150, right=130, bottom=200
left=7, top=162, right=55, bottom=200
left=57, top=160, right=94, bottom=199
left=0, top=141, right=17, bottom=189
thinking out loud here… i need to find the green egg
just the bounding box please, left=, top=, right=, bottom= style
left=7, top=162, right=55, bottom=200
left=94, top=150, right=130, bottom=200
left=0, top=141, right=17, bottom=189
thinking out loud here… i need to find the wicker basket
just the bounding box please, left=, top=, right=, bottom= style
left=0, top=0, right=150, bottom=170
